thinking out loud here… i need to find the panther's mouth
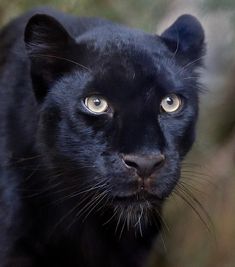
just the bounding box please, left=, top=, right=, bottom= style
left=113, top=190, right=164, bottom=206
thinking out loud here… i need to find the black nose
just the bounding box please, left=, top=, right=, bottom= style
left=122, top=153, right=165, bottom=178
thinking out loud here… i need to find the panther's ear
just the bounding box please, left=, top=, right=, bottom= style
left=161, top=14, right=205, bottom=66
left=25, top=14, right=76, bottom=102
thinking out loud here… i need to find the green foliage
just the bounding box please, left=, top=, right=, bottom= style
left=205, top=0, right=235, bottom=10
left=0, top=0, right=170, bottom=31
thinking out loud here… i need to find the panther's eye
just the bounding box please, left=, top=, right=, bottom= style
left=160, top=94, right=182, bottom=113
left=84, top=96, right=109, bottom=114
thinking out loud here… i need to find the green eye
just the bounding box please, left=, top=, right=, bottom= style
left=84, top=96, right=109, bottom=114
left=160, top=94, right=182, bottom=113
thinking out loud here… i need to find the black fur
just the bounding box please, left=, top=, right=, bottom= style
left=0, top=7, right=205, bottom=267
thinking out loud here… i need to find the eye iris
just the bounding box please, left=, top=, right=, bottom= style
left=84, top=96, right=108, bottom=113
left=161, top=94, right=181, bottom=113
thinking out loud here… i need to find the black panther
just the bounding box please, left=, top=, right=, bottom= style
left=0, top=7, right=205, bottom=267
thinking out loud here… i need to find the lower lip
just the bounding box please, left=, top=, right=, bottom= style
left=113, top=191, right=162, bottom=205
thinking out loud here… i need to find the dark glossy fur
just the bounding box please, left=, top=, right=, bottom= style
left=0, top=8, right=205, bottom=267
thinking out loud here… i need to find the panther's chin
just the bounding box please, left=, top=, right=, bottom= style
left=106, top=192, right=163, bottom=236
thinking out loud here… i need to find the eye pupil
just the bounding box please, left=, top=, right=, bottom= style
left=166, top=97, right=174, bottom=105
left=93, top=98, right=101, bottom=106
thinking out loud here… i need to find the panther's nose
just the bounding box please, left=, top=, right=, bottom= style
left=122, top=153, right=165, bottom=178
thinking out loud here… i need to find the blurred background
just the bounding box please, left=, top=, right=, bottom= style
left=0, top=0, right=234, bottom=266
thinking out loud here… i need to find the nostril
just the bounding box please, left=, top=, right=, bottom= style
left=153, top=155, right=165, bottom=170
left=123, top=160, right=138, bottom=169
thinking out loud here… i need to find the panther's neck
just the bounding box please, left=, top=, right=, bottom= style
left=19, top=189, right=161, bottom=267
left=62, top=213, right=160, bottom=267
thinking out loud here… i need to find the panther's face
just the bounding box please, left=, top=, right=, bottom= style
left=25, top=13, right=205, bottom=230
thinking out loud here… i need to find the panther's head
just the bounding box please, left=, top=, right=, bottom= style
left=25, top=13, right=205, bottom=233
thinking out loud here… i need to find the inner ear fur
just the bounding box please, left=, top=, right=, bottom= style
left=161, top=14, right=205, bottom=65
left=24, top=14, right=76, bottom=102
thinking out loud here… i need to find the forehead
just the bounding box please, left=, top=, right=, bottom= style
left=86, top=46, right=184, bottom=101
left=72, top=27, right=195, bottom=102
left=77, top=24, right=173, bottom=72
